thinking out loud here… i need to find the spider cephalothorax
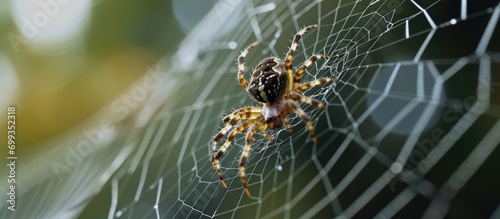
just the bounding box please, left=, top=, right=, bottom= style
left=211, top=24, right=336, bottom=196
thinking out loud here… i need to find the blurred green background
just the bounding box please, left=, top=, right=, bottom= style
left=0, top=0, right=211, bottom=152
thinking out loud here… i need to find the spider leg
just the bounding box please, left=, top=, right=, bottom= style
left=212, top=124, right=235, bottom=159
left=286, top=100, right=318, bottom=144
left=212, top=119, right=260, bottom=190
left=284, top=117, right=292, bottom=132
left=260, top=124, right=275, bottom=141
left=294, top=77, right=336, bottom=93
left=238, top=41, right=259, bottom=90
left=240, top=121, right=265, bottom=196
left=289, top=91, right=326, bottom=110
left=223, top=107, right=262, bottom=125
left=293, top=55, right=330, bottom=88
left=285, top=24, right=319, bottom=92
left=213, top=107, right=262, bottom=158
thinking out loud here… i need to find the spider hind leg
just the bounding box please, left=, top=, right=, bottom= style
left=294, top=77, right=336, bottom=93
left=237, top=41, right=259, bottom=90
left=285, top=24, right=320, bottom=92
left=294, top=55, right=330, bottom=88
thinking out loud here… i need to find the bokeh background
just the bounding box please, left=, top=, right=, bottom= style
left=0, top=0, right=209, bottom=150
left=1, top=0, right=500, bottom=218
left=0, top=0, right=207, bottom=217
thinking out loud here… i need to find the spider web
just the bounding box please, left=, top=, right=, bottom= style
left=3, top=0, right=500, bottom=218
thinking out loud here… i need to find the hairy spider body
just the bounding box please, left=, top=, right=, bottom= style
left=248, top=58, right=287, bottom=103
left=211, top=24, right=336, bottom=196
left=262, top=95, right=286, bottom=125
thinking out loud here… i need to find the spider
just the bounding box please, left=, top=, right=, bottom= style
left=211, top=24, right=336, bottom=196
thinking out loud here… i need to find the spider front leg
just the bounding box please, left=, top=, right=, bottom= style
left=240, top=121, right=265, bottom=196
left=286, top=100, right=318, bottom=143
left=212, top=119, right=259, bottom=189
left=284, top=117, right=292, bottom=132
left=260, top=124, right=275, bottom=141
left=285, top=24, right=320, bottom=91
left=237, top=41, right=259, bottom=90
left=294, top=55, right=330, bottom=88
left=223, top=107, right=262, bottom=125
left=214, top=107, right=262, bottom=159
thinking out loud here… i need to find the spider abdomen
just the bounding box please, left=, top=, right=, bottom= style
left=248, top=58, right=288, bottom=103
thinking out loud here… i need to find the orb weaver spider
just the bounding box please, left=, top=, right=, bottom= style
left=211, top=24, right=336, bottom=196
